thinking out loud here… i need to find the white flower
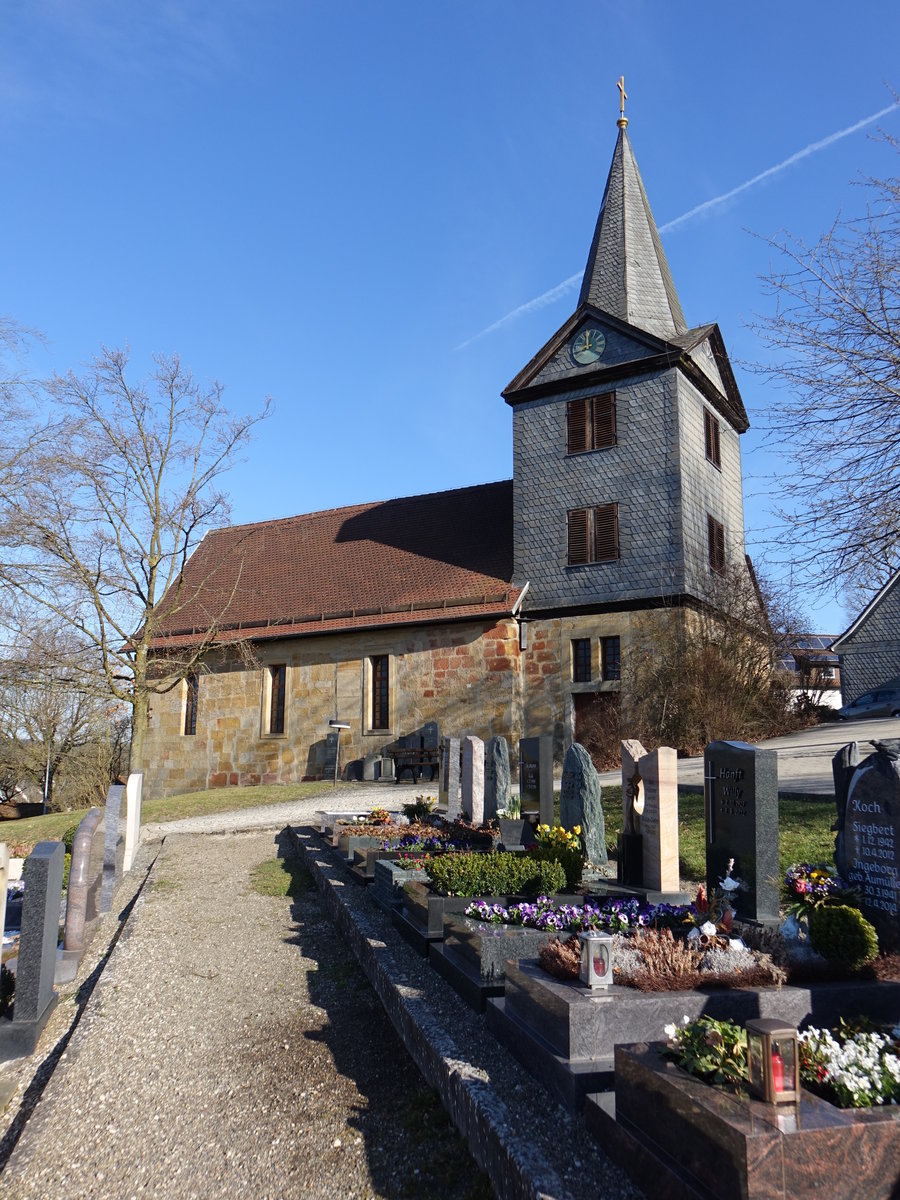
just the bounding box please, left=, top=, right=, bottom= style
left=700, top=921, right=717, bottom=937
left=664, top=1023, right=678, bottom=1040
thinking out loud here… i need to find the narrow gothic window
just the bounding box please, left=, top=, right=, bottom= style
left=601, top=636, right=621, bottom=681
left=571, top=638, right=592, bottom=682
left=567, top=393, right=616, bottom=455
left=371, top=655, right=389, bottom=730
left=707, top=515, right=726, bottom=575
left=183, top=673, right=198, bottom=736
left=568, top=504, right=619, bottom=564
left=269, top=664, right=286, bottom=734
left=704, top=409, right=721, bottom=469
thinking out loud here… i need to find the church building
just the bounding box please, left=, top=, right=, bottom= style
left=141, top=99, right=749, bottom=798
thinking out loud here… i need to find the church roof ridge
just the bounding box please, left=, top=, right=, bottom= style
left=578, top=122, right=687, bottom=339
left=210, top=477, right=514, bottom=537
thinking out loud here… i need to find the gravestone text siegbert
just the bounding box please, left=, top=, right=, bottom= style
left=834, top=743, right=900, bottom=950
left=704, top=741, right=779, bottom=923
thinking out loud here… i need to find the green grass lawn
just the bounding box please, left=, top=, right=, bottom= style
left=599, top=785, right=836, bottom=884
left=0, top=779, right=352, bottom=854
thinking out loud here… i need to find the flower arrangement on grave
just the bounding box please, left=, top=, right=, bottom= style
left=464, top=894, right=692, bottom=934
left=664, top=1015, right=749, bottom=1087
left=530, top=822, right=584, bottom=889
left=385, top=832, right=478, bottom=860
left=784, top=862, right=854, bottom=918
left=401, top=795, right=437, bottom=823
left=368, top=807, right=392, bottom=826
left=799, top=1020, right=900, bottom=1108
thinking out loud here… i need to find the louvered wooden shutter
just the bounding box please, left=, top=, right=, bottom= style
left=567, top=399, right=588, bottom=454
left=592, top=392, right=616, bottom=448
left=704, top=409, right=721, bottom=467
left=592, top=503, right=619, bottom=561
left=567, top=507, right=589, bottom=564
left=708, top=515, right=725, bottom=574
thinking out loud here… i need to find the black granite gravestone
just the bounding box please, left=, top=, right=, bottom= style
left=519, top=736, right=553, bottom=825
left=833, top=741, right=900, bottom=951
left=323, top=732, right=339, bottom=782
left=704, top=740, right=779, bottom=923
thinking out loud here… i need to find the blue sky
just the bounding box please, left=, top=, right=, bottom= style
left=2, top=2, right=899, bottom=634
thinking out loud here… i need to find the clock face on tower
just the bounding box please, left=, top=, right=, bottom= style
left=571, top=325, right=606, bottom=366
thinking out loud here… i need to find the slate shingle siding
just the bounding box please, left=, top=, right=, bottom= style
left=836, top=579, right=900, bottom=701
left=513, top=365, right=746, bottom=612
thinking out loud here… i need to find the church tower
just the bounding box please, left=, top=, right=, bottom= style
left=504, top=88, right=749, bottom=628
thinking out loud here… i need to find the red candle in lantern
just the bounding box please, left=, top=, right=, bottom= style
left=771, top=1051, right=785, bottom=1092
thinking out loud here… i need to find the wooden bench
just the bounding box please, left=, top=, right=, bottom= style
left=388, top=746, right=440, bottom=783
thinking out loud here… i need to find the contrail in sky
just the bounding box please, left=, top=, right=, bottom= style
left=456, top=101, right=900, bottom=350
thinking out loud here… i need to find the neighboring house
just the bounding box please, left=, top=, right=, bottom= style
left=778, top=633, right=841, bottom=710
left=832, top=573, right=900, bottom=703
left=140, top=105, right=751, bottom=799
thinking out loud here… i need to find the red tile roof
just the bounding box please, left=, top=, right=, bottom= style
left=150, top=480, right=517, bottom=647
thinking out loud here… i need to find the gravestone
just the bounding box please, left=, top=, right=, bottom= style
left=0, top=842, right=7, bottom=939
left=704, top=741, right=779, bottom=923
left=639, top=746, right=679, bottom=892
left=323, top=732, right=339, bottom=782
left=484, top=736, right=510, bottom=819
left=59, top=808, right=106, bottom=983
left=363, top=754, right=378, bottom=782
left=560, top=743, right=607, bottom=865
left=461, top=736, right=485, bottom=825
left=123, top=771, right=143, bottom=872
left=619, top=739, right=647, bottom=885
left=7, top=841, right=64, bottom=1055
left=423, top=721, right=440, bottom=750
left=519, top=736, right=553, bottom=825
left=101, top=783, right=126, bottom=914
left=377, top=756, right=394, bottom=781
left=833, top=741, right=900, bottom=950
left=440, top=737, right=461, bottom=820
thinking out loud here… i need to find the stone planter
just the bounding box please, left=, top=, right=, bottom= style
left=442, top=914, right=555, bottom=982
left=587, top=1043, right=900, bottom=1200
left=371, top=859, right=428, bottom=911
left=497, top=818, right=534, bottom=848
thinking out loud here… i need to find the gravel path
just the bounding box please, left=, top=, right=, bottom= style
left=1, top=828, right=494, bottom=1199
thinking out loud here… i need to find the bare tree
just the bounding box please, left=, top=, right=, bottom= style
left=750, top=140, right=900, bottom=601
left=0, top=348, right=269, bottom=773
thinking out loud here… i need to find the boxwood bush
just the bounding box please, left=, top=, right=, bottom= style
left=424, top=851, right=567, bottom=898
left=809, top=903, right=879, bottom=969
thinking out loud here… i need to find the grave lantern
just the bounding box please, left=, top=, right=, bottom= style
left=578, top=931, right=615, bottom=989
left=745, top=1018, right=800, bottom=1104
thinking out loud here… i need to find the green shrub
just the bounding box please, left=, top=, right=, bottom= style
left=809, top=904, right=879, bottom=969
left=61, top=822, right=81, bottom=855
left=402, top=795, right=437, bottom=822
left=530, top=844, right=583, bottom=890
left=424, top=852, right=567, bottom=898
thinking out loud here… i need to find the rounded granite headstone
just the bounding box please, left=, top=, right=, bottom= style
left=840, top=748, right=900, bottom=951
left=560, top=743, right=607, bottom=865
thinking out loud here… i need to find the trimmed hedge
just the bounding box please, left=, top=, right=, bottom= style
left=424, top=851, right=567, bottom=898
left=809, top=903, right=879, bottom=969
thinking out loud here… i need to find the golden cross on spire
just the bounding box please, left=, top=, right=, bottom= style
left=616, top=75, right=628, bottom=129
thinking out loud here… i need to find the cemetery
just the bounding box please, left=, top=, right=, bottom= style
left=1, top=724, right=900, bottom=1196
left=286, top=729, right=900, bottom=1198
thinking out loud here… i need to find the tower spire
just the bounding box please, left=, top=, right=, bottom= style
left=577, top=84, right=687, bottom=338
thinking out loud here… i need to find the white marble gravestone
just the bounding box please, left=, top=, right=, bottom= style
left=639, top=746, right=680, bottom=892
left=123, top=771, right=143, bottom=872
left=461, top=735, right=485, bottom=825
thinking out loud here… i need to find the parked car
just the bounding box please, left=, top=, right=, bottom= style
left=838, top=685, right=900, bottom=720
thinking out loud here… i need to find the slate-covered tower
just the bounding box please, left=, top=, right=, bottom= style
left=504, top=106, right=749, bottom=624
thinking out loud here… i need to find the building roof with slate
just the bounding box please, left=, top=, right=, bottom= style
left=578, top=126, right=687, bottom=339
left=149, top=480, right=519, bottom=648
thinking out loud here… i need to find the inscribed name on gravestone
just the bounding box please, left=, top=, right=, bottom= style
left=833, top=742, right=900, bottom=950
left=704, top=741, right=779, bottom=923
left=519, top=736, right=553, bottom=825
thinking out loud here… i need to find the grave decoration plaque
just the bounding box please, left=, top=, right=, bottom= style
left=704, top=741, right=779, bottom=923
left=833, top=741, right=900, bottom=951
left=518, top=736, right=553, bottom=825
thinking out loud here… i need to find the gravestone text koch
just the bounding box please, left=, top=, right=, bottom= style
left=833, top=741, right=900, bottom=950
left=704, top=741, right=779, bottom=923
